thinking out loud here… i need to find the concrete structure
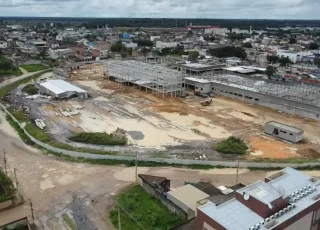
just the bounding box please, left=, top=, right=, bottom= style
left=264, top=121, right=304, bottom=143
left=49, top=48, right=74, bottom=59
left=106, top=60, right=185, bottom=99
left=197, top=167, right=320, bottom=230
left=185, top=77, right=212, bottom=94
left=39, top=80, right=88, bottom=99
left=174, top=63, right=225, bottom=74
left=156, top=41, right=178, bottom=49
left=167, top=184, right=210, bottom=219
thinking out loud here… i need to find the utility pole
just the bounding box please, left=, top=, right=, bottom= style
left=236, top=156, right=240, bottom=184
left=135, top=152, right=138, bottom=183
left=14, top=168, right=20, bottom=203
left=29, top=199, right=34, bottom=222
left=3, top=149, right=7, bottom=177
left=118, top=200, right=121, bottom=230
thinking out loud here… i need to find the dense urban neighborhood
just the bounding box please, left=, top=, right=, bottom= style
left=0, top=17, right=320, bottom=230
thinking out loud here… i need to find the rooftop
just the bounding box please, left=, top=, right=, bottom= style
left=266, top=121, right=303, bottom=134
left=198, top=168, right=320, bottom=230
left=40, top=80, right=87, bottom=95
left=168, top=184, right=210, bottom=212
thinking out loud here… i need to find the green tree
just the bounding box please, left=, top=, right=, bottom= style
left=309, top=42, right=319, bottom=50
left=289, top=38, right=297, bottom=44
left=315, top=58, right=320, bottom=68
left=141, top=47, right=150, bottom=56
left=267, top=55, right=279, bottom=64
left=242, top=42, right=252, bottom=48
left=279, top=57, right=292, bottom=66
left=266, top=66, right=277, bottom=78
left=111, top=41, right=127, bottom=53
left=188, top=51, right=199, bottom=61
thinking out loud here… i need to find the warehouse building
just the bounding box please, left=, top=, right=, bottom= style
left=39, top=80, right=88, bottom=99
left=264, top=121, right=304, bottom=143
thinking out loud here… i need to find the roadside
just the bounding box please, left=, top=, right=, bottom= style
left=19, top=67, right=29, bottom=75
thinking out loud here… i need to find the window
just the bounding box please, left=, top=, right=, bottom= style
left=280, top=130, right=287, bottom=134
left=255, top=98, right=259, bottom=101
left=290, top=133, right=293, bottom=136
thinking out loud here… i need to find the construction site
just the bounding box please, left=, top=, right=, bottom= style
left=4, top=61, right=320, bottom=161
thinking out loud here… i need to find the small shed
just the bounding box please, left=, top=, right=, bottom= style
left=264, top=121, right=304, bottom=143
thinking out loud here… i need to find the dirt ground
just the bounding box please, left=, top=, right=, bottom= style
left=0, top=111, right=282, bottom=230
left=71, top=68, right=320, bottom=159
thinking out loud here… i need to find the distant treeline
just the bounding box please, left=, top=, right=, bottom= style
left=1, top=17, right=320, bottom=29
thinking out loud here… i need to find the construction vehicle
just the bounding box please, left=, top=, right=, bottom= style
left=200, top=99, right=212, bottom=106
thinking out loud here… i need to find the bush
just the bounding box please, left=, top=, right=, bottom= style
left=215, top=136, right=248, bottom=155
left=69, top=132, right=127, bottom=146
left=22, top=84, right=38, bottom=95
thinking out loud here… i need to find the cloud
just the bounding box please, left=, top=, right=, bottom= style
left=0, top=0, right=319, bottom=19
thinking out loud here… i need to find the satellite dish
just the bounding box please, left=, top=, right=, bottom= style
left=244, top=193, right=250, bottom=200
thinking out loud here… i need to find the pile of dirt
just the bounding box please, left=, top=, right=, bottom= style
left=148, top=104, right=188, bottom=115
left=297, top=148, right=320, bottom=158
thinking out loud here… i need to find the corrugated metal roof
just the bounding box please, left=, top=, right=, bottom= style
left=40, top=80, right=86, bottom=95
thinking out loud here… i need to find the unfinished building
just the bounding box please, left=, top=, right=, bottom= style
left=105, top=60, right=185, bottom=98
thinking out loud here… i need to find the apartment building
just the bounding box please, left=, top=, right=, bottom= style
left=197, top=167, right=320, bottom=230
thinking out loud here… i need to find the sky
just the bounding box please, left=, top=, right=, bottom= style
left=0, top=0, right=320, bottom=19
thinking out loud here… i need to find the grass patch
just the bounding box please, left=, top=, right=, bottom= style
left=69, top=132, right=127, bottom=146
left=0, top=69, right=22, bottom=77
left=110, top=185, right=183, bottom=230
left=0, top=170, right=15, bottom=202
left=20, top=64, right=48, bottom=72
left=0, top=70, right=51, bottom=99
left=62, top=214, right=77, bottom=230
left=215, top=136, right=248, bottom=155
left=22, top=84, right=38, bottom=95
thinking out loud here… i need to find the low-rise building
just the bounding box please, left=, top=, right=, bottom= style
left=156, top=41, right=178, bottom=49
left=39, top=79, right=88, bottom=99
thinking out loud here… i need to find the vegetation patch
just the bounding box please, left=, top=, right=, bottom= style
left=215, top=136, right=248, bottom=155
left=0, top=70, right=51, bottom=98
left=110, top=185, right=183, bottom=230
left=69, top=132, right=127, bottom=146
left=22, top=84, right=38, bottom=95
left=20, top=64, right=48, bottom=72
left=0, top=56, right=22, bottom=77
left=0, top=170, right=15, bottom=202
left=62, top=214, right=77, bottom=230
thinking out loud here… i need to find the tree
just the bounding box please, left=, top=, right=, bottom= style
left=242, top=42, right=252, bottom=48
left=266, top=66, right=277, bottom=78
left=111, top=41, right=127, bottom=53
left=134, top=39, right=153, bottom=47
left=315, top=58, right=320, bottom=68
left=279, top=57, right=292, bottom=66
left=289, top=38, right=297, bottom=44
left=309, top=42, right=319, bottom=50
left=208, top=46, right=247, bottom=60
left=141, top=47, right=150, bottom=56
left=267, top=55, right=279, bottom=64
left=188, top=51, right=199, bottom=61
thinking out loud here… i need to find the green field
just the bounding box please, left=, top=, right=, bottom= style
left=110, top=185, right=183, bottom=230
left=20, top=64, right=48, bottom=72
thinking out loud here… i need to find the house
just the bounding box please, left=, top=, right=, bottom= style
left=156, top=41, right=178, bottom=49
left=197, top=167, right=320, bottom=230
left=264, top=121, right=304, bottom=143
left=167, top=184, right=210, bottom=220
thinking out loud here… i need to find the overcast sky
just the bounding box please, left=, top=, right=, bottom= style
left=0, top=0, right=319, bottom=19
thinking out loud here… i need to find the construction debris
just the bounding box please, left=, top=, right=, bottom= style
left=35, top=119, right=46, bottom=130
left=200, top=99, right=212, bottom=106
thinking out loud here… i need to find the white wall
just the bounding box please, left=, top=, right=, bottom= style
left=156, top=41, right=178, bottom=49
left=284, top=211, right=312, bottom=230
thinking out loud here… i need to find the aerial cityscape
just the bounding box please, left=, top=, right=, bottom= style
left=0, top=1, right=320, bottom=229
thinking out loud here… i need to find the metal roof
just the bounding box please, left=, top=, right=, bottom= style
left=199, top=199, right=264, bottom=230
left=40, top=80, right=86, bottom=95
left=198, top=168, right=320, bottom=230
left=237, top=181, right=282, bottom=204
left=266, top=121, right=303, bottom=134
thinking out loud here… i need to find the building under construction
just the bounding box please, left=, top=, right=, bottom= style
left=105, top=60, right=185, bottom=98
